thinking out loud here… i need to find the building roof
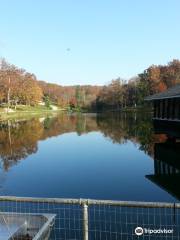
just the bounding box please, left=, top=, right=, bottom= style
left=145, top=84, right=180, bottom=101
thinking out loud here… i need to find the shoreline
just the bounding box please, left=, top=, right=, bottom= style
left=0, top=109, right=64, bottom=121
left=0, top=106, right=153, bottom=121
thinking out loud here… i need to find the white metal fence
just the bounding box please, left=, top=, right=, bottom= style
left=0, top=196, right=180, bottom=240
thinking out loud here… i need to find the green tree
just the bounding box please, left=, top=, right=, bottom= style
left=44, top=95, right=51, bottom=109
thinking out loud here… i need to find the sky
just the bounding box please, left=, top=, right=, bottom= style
left=0, top=0, right=180, bottom=86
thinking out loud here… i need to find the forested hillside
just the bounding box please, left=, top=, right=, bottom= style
left=38, top=80, right=101, bottom=110
left=97, top=59, right=180, bottom=110
left=0, top=58, right=180, bottom=112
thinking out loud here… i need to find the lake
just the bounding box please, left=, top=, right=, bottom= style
left=0, top=112, right=179, bottom=202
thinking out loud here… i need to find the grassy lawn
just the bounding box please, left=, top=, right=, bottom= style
left=0, top=105, right=64, bottom=121
left=15, top=105, right=54, bottom=112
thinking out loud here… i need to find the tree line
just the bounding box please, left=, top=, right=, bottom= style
left=0, top=58, right=180, bottom=111
left=97, top=59, right=180, bottom=110
left=0, top=58, right=101, bottom=111
left=38, top=80, right=101, bottom=110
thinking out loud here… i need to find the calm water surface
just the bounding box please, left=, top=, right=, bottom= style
left=0, top=112, right=179, bottom=202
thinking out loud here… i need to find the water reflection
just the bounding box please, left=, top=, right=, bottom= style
left=0, top=113, right=154, bottom=170
left=0, top=113, right=180, bottom=201
left=146, top=122, right=180, bottom=200
left=146, top=141, right=180, bottom=200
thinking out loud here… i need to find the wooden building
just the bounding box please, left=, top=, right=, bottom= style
left=145, top=84, right=180, bottom=122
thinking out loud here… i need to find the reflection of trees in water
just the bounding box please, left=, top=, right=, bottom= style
left=40, top=114, right=99, bottom=139
left=0, top=114, right=99, bottom=170
left=0, top=119, right=42, bottom=170
left=0, top=112, right=164, bottom=170
left=96, top=112, right=156, bottom=156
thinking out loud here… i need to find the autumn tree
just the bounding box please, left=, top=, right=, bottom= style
left=0, top=59, right=43, bottom=108
left=97, top=78, right=125, bottom=110
left=0, top=58, right=22, bottom=110
left=20, top=73, right=43, bottom=105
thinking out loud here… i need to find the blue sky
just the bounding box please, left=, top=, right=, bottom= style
left=0, top=0, right=180, bottom=85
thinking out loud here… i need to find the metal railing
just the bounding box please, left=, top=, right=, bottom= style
left=0, top=196, right=180, bottom=239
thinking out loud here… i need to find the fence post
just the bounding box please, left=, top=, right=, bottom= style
left=83, top=203, right=88, bottom=240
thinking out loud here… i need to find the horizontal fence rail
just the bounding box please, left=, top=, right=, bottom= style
left=1, top=196, right=180, bottom=208
left=0, top=196, right=180, bottom=240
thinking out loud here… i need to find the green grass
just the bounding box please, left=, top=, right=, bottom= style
left=15, top=105, right=52, bottom=111
left=0, top=105, right=63, bottom=121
